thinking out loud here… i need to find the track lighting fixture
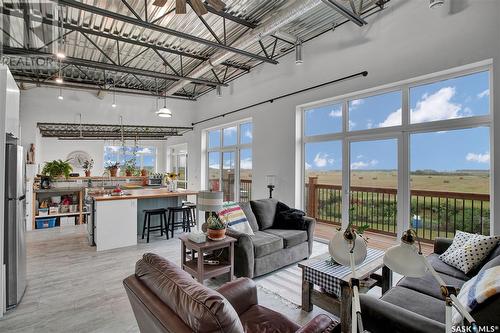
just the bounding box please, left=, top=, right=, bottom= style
left=295, top=40, right=303, bottom=65
left=429, top=0, right=444, bottom=8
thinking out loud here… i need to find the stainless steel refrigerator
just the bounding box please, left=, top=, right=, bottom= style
left=4, top=134, right=27, bottom=309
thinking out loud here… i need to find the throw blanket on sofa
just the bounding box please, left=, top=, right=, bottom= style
left=452, top=266, right=500, bottom=324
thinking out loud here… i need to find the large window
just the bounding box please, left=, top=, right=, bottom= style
left=169, top=145, right=188, bottom=189
left=301, top=64, right=491, bottom=241
left=206, top=120, right=252, bottom=202
left=104, top=145, right=157, bottom=175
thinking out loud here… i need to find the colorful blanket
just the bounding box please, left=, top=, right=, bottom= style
left=452, top=266, right=500, bottom=324
left=218, top=202, right=254, bottom=235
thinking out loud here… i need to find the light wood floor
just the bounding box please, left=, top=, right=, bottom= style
left=0, top=225, right=330, bottom=333
left=314, top=222, right=434, bottom=256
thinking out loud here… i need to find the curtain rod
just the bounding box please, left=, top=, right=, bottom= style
left=192, top=71, right=368, bottom=126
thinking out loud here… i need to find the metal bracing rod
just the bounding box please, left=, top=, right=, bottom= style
left=152, top=49, right=180, bottom=76
left=204, top=4, right=256, bottom=29
left=3, top=47, right=227, bottom=87
left=80, top=32, right=117, bottom=65
left=320, top=0, right=367, bottom=26
left=56, top=0, right=278, bottom=65
left=196, top=13, right=223, bottom=44
left=258, top=40, right=270, bottom=59
left=1, top=7, right=208, bottom=62
left=121, top=0, right=142, bottom=20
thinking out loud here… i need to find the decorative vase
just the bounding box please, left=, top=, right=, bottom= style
left=141, top=169, right=148, bottom=177
left=207, top=228, right=226, bottom=241
left=109, top=167, right=118, bottom=177
left=85, top=170, right=91, bottom=177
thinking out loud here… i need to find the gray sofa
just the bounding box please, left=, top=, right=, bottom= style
left=226, top=199, right=315, bottom=278
left=359, top=237, right=500, bottom=333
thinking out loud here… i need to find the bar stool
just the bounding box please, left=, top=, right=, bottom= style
left=142, top=208, right=168, bottom=243
left=182, top=201, right=197, bottom=228
left=167, top=206, right=194, bottom=238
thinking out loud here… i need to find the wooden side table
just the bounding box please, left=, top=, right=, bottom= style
left=179, top=234, right=236, bottom=284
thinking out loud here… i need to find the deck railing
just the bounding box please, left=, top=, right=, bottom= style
left=305, top=177, right=489, bottom=241
left=209, top=178, right=252, bottom=202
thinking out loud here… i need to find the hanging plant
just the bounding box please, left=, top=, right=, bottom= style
left=42, top=160, right=73, bottom=179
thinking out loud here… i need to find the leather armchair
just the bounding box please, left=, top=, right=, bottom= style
left=123, top=253, right=338, bottom=333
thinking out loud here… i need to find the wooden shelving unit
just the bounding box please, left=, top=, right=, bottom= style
left=32, top=188, right=84, bottom=229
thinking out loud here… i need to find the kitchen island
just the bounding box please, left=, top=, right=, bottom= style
left=91, top=188, right=198, bottom=251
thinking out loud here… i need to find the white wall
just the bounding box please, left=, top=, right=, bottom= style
left=19, top=88, right=196, bottom=175
left=184, top=0, right=500, bottom=233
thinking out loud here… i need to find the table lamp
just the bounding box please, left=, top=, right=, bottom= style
left=329, top=225, right=368, bottom=333
left=383, top=229, right=478, bottom=333
left=266, top=175, right=276, bottom=199
left=188, top=191, right=223, bottom=243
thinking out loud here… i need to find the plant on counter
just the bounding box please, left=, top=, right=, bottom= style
left=82, top=159, right=94, bottom=177
left=105, top=161, right=120, bottom=177
left=41, top=159, right=73, bottom=179
left=124, top=158, right=138, bottom=177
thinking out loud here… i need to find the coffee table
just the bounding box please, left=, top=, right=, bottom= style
left=298, top=248, right=392, bottom=333
left=179, top=234, right=236, bottom=284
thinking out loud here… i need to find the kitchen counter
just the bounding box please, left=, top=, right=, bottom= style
left=91, top=188, right=198, bottom=201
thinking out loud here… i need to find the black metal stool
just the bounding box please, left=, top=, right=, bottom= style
left=167, top=206, right=194, bottom=238
left=142, top=208, right=168, bottom=243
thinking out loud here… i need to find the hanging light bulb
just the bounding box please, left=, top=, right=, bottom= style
left=55, top=76, right=63, bottom=84
left=156, top=64, right=172, bottom=118
left=112, top=90, right=117, bottom=108
left=56, top=51, right=66, bottom=59
left=216, top=85, right=222, bottom=98
left=295, top=40, right=303, bottom=65
left=58, top=87, right=63, bottom=100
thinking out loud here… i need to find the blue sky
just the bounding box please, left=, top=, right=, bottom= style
left=305, top=71, right=490, bottom=172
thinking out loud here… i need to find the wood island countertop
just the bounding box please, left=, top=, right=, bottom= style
left=91, top=188, right=198, bottom=201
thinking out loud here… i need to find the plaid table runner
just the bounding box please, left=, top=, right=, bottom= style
left=302, top=248, right=385, bottom=298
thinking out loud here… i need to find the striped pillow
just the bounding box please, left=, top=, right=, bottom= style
left=218, top=202, right=254, bottom=235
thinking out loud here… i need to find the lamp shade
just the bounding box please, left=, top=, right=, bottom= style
left=197, top=191, right=223, bottom=212
left=383, top=242, right=427, bottom=277
left=329, top=230, right=367, bottom=266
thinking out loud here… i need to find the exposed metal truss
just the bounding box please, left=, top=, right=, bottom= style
left=37, top=122, right=193, bottom=141
left=1, top=0, right=390, bottom=99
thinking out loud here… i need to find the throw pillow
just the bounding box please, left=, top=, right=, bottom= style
left=273, top=201, right=307, bottom=230
left=217, top=202, right=254, bottom=235
left=250, top=199, right=278, bottom=230
left=439, top=230, right=476, bottom=262
left=441, top=234, right=499, bottom=274
left=238, top=201, right=259, bottom=232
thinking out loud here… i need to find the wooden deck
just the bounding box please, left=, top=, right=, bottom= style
left=314, top=222, right=434, bottom=256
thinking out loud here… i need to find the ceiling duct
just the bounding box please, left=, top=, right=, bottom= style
left=164, top=0, right=324, bottom=96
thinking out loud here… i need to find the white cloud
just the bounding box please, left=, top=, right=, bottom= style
left=245, top=130, right=253, bottom=139
left=466, top=152, right=490, bottom=164
left=349, top=120, right=356, bottom=129
left=305, top=162, right=312, bottom=170
left=351, top=159, right=378, bottom=170
left=240, top=157, right=252, bottom=169
left=356, top=155, right=364, bottom=159
left=329, top=109, right=342, bottom=118
left=136, top=147, right=153, bottom=155
left=378, top=108, right=402, bottom=127
left=313, top=153, right=334, bottom=168
left=477, top=89, right=490, bottom=99
left=350, top=99, right=364, bottom=109
left=224, top=127, right=237, bottom=134
left=379, top=87, right=464, bottom=126
left=366, top=120, right=373, bottom=129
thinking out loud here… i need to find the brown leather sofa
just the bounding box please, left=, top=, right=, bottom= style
left=123, top=253, right=338, bottom=333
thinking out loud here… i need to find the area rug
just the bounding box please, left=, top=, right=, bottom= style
left=254, top=241, right=329, bottom=308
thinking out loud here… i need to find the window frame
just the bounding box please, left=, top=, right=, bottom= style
left=103, top=144, right=158, bottom=174
left=204, top=118, right=253, bottom=201
left=298, top=60, right=493, bottom=237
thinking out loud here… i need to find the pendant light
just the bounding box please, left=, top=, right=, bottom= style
left=295, top=40, right=303, bottom=65
left=156, top=64, right=172, bottom=118
left=58, top=87, right=63, bottom=100
left=112, top=90, right=117, bottom=108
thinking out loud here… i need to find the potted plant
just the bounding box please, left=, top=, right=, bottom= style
left=105, top=162, right=120, bottom=177
left=206, top=214, right=227, bottom=241
left=124, top=159, right=137, bottom=177
left=166, top=172, right=178, bottom=191
left=82, top=159, right=94, bottom=177
left=140, top=168, right=148, bottom=177
left=41, top=160, right=73, bottom=179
